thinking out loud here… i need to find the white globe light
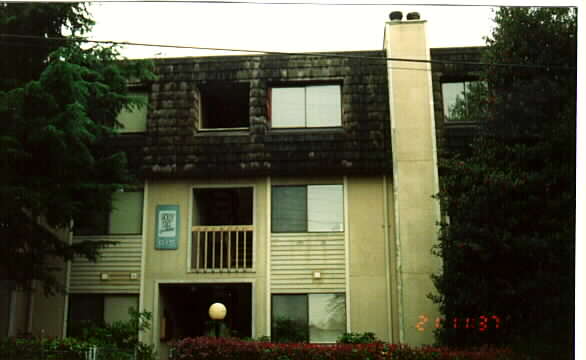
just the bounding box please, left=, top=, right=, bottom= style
left=208, top=302, right=227, bottom=320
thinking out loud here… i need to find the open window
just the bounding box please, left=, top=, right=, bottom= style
left=198, top=83, right=250, bottom=130
left=271, top=84, right=341, bottom=128
left=191, top=188, right=254, bottom=271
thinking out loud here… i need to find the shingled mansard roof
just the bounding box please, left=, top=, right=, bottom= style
left=109, top=50, right=393, bottom=179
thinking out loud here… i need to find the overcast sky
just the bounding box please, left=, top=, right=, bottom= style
left=87, top=2, right=498, bottom=59
left=86, top=0, right=582, bottom=60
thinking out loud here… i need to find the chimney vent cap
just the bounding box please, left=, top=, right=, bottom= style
left=389, top=11, right=403, bottom=21
left=406, top=12, right=421, bottom=20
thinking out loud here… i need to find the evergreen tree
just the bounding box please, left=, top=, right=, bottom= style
left=0, top=3, right=153, bottom=295
left=432, top=7, right=576, bottom=357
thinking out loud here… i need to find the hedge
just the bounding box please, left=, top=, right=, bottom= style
left=170, top=337, right=521, bottom=360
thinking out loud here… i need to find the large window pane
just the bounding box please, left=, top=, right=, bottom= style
left=272, top=295, right=308, bottom=343
left=306, top=85, right=341, bottom=127
left=309, top=294, right=346, bottom=343
left=307, top=185, right=344, bottom=232
left=116, top=92, right=148, bottom=133
left=272, top=186, right=307, bottom=232
left=109, top=191, right=144, bottom=234
left=272, top=87, right=306, bottom=128
left=442, top=82, right=466, bottom=120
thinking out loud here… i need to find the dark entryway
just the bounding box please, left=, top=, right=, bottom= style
left=159, top=283, right=252, bottom=340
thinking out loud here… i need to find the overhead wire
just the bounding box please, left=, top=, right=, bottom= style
left=0, top=33, right=576, bottom=71
left=45, top=0, right=572, bottom=7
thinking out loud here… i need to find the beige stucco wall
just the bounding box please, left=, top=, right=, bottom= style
left=385, top=19, right=442, bottom=345
left=347, top=176, right=397, bottom=343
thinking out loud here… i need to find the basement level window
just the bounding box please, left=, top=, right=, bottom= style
left=272, top=293, right=346, bottom=343
left=270, top=84, right=341, bottom=128
left=199, top=83, right=250, bottom=130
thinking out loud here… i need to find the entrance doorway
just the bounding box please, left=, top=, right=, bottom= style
left=159, top=283, right=252, bottom=340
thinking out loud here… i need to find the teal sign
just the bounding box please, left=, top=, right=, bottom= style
left=155, top=205, right=179, bottom=250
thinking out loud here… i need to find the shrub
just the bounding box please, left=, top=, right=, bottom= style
left=337, top=332, right=378, bottom=344
left=170, top=337, right=520, bottom=360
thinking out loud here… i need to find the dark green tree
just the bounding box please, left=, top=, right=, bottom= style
left=431, top=7, right=576, bottom=357
left=0, top=3, right=153, bottom=295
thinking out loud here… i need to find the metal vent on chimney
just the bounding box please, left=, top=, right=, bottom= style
left=389, top=11, right=403, bottom=21
left=406, top=12, right=421, bottom=20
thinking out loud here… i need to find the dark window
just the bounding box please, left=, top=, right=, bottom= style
left=199, top=83, right=249, bottom=129
left=67, top=294, right=104, bottom=337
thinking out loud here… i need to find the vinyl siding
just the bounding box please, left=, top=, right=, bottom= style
left=69, top=235, right=142, bottom=293
left=271, top=232, right=346, bottom=293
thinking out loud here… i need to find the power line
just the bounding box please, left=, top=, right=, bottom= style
left=58, top=0, right=573, bottom=7
left=0, top=33, right=576, bottom=71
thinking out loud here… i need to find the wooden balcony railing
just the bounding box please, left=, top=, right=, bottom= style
left=191, top=225, right=254, bottom=272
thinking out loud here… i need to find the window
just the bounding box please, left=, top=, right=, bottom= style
left=116, top=92, right=148, bottom=132
left=272, top=293, right=346, bottom=343
left=272, top=185, right=344, bottom=233
left=68, top=294, right=138, bottom=337
left=271, top=85, right=341, bottom=128
left=442, top=81, right=484, bottom=122
left=74, top=190, right=144, bottom=235
left=198, top=83, right=249, bottom=130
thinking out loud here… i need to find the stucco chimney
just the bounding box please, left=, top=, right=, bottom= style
left=383, top=15, right=442, bottom=346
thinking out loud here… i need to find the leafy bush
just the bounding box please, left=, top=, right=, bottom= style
left=0, top=336, right=92, bottom=360
left=337, top=332, right=378, bottom=344
left=170, top=336, right=520, bottom=360
left=77, top=308, right=155, bottom=360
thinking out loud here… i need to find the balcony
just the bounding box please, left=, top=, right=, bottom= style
left=191, top=225, right=253, bottom=272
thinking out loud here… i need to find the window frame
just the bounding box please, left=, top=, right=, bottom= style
left=73, top=189, right=144, bottom=236
left=271, top=184, right=344, bottom=233
left=441, top=79, right=484, bottom=123
left=270, top=83, right=342, bottom=129
left=197, top=82, right=250, bottom=131
left=115, top=91, right=149, bottom=133
left=271, top=293, right=347, bottom=343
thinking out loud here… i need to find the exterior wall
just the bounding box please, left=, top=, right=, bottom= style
left=384, top=19, right=442, bottom=345
left=70, top=235, right=142, bottom=293
left=140, top=177, right=269, bottom=347
left=139, top=174, right=396, bottom=348
left=347, top=176, right=396, bottom=342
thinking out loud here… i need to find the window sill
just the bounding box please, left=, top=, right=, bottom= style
left=195, top=128, right=249, bottom=136
left=269, top=127, right=345, bottom=135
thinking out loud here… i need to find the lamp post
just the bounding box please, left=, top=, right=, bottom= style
left=208, top=302, right=227, bottom=338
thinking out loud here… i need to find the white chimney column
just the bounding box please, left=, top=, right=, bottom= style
left=384, top=15, right=442, bottom=346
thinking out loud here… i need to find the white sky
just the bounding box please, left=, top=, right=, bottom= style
left=87, top=2, right=498, bottom=59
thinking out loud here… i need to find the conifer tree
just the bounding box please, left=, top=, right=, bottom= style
left=432, top=7, right=576, bottom=357
left=0, top=3, right=153, bottom=295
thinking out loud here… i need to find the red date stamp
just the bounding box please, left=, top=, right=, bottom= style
left=416, top=315, right=501, bottom=332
